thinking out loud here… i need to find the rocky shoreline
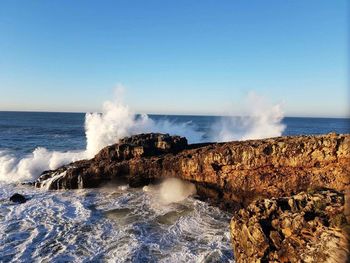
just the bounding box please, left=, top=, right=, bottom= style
left=30, top=133, right=350, bottom=262
left=231, top=189, right=349, bottom=262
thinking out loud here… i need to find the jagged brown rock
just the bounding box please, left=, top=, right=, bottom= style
left=31, top=132, right=350, bottom=262
left=230, top=189, right=349, bottom=263
left=34, top=132, right=349, bottom=206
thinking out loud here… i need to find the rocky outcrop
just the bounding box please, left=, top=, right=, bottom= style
left=10, top=193, right=27, bottom=204
left=98, top=133, right=188, bottom=161
left=34, top=133, right=191, bottom=189
left=230, top=189, right=349, bottom=263
left=34, top=133, right=350, bottom=206
left=31, top=132, right=350, bottom=262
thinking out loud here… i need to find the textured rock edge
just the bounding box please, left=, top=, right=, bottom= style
left=30, top=133, right=350, bottom=262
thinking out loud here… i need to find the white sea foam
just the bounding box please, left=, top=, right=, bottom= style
left=0, top=87, right=285, bottom=183
left=0, top=148, right=85, bottom=182
left=84, top=96, right=203, bottom=158
left=0, top=89, right=284, bottom=262
left=0, top=86, right=202, bottom=182
left=0, top=183, right=234, bottom=262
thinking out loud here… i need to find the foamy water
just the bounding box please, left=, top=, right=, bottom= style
left=0, top=90, right=289, bottom=262
left=0, top=91, right=285, bottom=183
left=0, top=183, right=234, bottom=262
left=1, top=91, right=349, bottom=262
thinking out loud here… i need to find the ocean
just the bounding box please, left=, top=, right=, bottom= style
left=0, top=111, right=349, bottom=262
left=1, top=112, right=349, bottom=157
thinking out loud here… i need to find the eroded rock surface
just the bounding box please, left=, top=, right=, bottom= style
left=230, top=190, right=349, bottom=263
left=34, top=133, right=350, bottom=206
left=31, top=132, right=350, bottom=262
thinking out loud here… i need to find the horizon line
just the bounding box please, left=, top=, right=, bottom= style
left=0, top=109, right=349, bottom=119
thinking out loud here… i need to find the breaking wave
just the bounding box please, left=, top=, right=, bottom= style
left=0, top=87, right=285, bottom=183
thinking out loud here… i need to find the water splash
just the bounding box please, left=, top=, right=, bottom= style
left=143, top=178, right=197, bottom=205
left=210, top=92, right=285, bottom=142
left=0, top=149, right=85, bottom=182
left=0, top=88, right=285, bottom=183
left=0, top=86, right=203, bottom=182
left=84, top=86, right=203, bottom=158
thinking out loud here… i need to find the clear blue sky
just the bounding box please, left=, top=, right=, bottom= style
left=0, top=0, right=348, bottom=117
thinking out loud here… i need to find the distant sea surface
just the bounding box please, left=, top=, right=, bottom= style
left=0, top=111, right=349, bottom=157
left=0, top=111, right=349, bottom=262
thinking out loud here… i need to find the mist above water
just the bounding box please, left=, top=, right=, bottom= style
left=143, top=178, right=197, bottom=205
left=210, top=92, right=285, bottom=142
left=159, top=178, right=197, bottom=204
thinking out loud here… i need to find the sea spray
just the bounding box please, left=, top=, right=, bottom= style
left=143, top=178, right=197, bottom=204
left=210, top=92, right=285, bottom=142
left=159, top=178, right=197, bottom=204
left=84, top=85, right=204, bottom=158
left=0, top=88, right=203, bottom=182
left=84, top=95, right=203, bottom=158
left=0, top=148, right=85, bottom=182
left=0, top=88, right=285, bottom=183
left=84, top=103, right=149, bottom=158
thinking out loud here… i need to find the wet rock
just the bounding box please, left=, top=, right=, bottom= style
left=230, top=190, right=349, bottom=263
left=10, top=193, right=27, bottom=204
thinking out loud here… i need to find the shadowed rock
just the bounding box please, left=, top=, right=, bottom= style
left=10, top=193, right=27, bottom=204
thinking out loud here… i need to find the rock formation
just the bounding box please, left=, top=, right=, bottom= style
left=231, top=189, right=349, bottom=262
left=34, top=133, right=349, bottom=204
left=31, top=132, right=350, bottom=262
left=10, top=193, right=27, bottom=204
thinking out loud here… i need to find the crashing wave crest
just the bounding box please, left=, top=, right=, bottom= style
left=0, top=88, right=285, bottom=182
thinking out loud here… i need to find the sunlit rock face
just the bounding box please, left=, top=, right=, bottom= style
left=30, top=132, right=350, bottom=261
left=230, top=190, right=349, bottom=263
left=33, top=133, right=189, bottom=189
left=34, top=133, right=349, bottom=205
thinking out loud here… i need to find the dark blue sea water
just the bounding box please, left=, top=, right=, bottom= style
left=0, top=111, right=349, bottom=157
left=0, top=111, right=349, bottom=262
